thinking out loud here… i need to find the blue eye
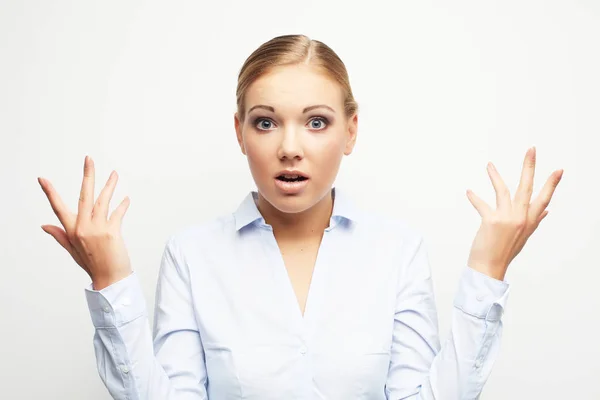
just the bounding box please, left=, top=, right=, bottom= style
left=309, top=117, right=328, bottom=130
left=254, top=118, right=275, bottom=131
left=252, top=116, right=329, bottom=131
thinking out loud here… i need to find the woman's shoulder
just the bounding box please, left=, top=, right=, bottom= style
left=357, top=208, right=425, bottom=244
left=163, top=213, right=237, bottom=253
left=333, top=187, right=423, bottom=240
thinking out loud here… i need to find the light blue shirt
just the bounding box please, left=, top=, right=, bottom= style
left=85, top=187, right=510, bottom=399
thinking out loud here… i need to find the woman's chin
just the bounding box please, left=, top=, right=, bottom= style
left=258, top=186, right=313, bottom=215
left=258, top=182, right=333, bottom=216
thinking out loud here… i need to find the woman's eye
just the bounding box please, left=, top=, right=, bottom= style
left=253, top=117, right=328, bottom=131
left=309, top=117, right=328, bottom=130
left=255, top=118, right=275, bottom=130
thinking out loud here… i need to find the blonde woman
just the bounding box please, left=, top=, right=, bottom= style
left=39, top=34, right=563, bottom=399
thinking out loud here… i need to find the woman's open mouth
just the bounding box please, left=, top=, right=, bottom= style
left=276, top=175, right=308, bottom=182
left=274, top=172, right=310, bottom=194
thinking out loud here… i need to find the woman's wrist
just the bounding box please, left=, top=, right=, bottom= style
left=468, top=262, right=507, bottom=282
left=92, top=269, right=133, bottom=291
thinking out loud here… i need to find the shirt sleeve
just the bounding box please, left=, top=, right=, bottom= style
left=84, top=236, right=208, bottom=400
left=385, top=235, right=510, bottom=400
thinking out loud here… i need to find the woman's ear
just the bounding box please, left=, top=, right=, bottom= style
left=234, top=112, right=246, bottom=155
left=344, top=113, right=358, bottom=156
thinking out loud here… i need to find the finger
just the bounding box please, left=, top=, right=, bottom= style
left=38, top=177, right=75, bottom=230
left=514, top=147, right=536, bottom=213
left=77, top=156, right=95, bottom=224
left=41, top=224, right=89, bottom=274
left=109, top=196, right=131, bottom=226
left=528, top=210, right=549, bottom=236
left=93, top=170, right=118, bottom=221
left=487, top=162, right=511, bottom=211
left=466, top=189, right=492, bottom=218
left=529, top=169, right=563, bottom=218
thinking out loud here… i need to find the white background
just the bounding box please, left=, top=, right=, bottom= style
left=1, top=1, right=598, bottom=399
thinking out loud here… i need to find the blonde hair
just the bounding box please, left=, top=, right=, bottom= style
left=235, top=34, right=358, bottom=123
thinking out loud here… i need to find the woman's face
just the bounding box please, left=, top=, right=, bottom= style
left=234, top=64, right=358, bottom=214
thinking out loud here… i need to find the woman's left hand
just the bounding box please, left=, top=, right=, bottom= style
left=466, top=147, right=563, bottom=281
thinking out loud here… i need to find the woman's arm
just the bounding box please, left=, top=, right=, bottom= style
left=385, top=236, right=508, bottom=399
left=85, top=236, right=208, bottom=399
left=39, top=157, right=207, bottom=399
left=386, top=148, right=562, bottom=399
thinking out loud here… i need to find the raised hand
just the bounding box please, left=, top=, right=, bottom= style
left=38, top=156, right=132, bottom=290
left=466, top=147, right=563, bottom=281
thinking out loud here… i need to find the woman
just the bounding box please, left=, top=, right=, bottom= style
left=38, top=34, right=563, bottom=399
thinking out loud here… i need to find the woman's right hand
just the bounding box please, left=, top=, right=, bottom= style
left=39, top=156, right=132, bottom=290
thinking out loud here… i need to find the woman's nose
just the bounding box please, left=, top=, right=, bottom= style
left=277, top=127, right=304, bottom=160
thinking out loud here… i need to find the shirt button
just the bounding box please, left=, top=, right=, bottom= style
left=299, top=345, right=308, bottom=355
left=476, top=293, right=486, bottom=301
left=103, top=305, right=110, bottom=313
left=120, top=365, right=129, bottom=374
left=475, top=359, right=482, bottom=369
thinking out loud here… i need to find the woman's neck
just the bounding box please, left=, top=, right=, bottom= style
left=256, top=189, right=333, bottom=240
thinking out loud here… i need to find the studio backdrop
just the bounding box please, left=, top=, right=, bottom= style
left=1, top=1, right=598, bottom=399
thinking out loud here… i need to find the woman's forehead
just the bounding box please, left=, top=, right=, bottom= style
left=245, top=65, right=344, bottom=112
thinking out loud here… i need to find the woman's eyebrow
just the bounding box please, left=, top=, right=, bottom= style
left=248, top=105, right=274, bottom=113
left=302, top=105, right=335, bottom=113
left=247, top=104, right=335, bottom=114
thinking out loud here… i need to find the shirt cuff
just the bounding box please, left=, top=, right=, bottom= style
left=84, top=271, right=147, bottom=328
left=453, top=266, right=510, bottom=322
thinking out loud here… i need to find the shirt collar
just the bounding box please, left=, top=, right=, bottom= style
left=233, top=186, right=360, bottom=231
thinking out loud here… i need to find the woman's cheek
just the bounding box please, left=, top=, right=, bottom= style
left=316, top=139, right=345, bottom=165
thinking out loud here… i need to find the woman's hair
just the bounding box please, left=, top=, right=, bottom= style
left=236, top=34, right=358, bottom=123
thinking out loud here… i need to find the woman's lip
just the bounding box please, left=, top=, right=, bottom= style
left=274, top=170, right=310, bottom=179
left=274, top=177, right=309, bottom=194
